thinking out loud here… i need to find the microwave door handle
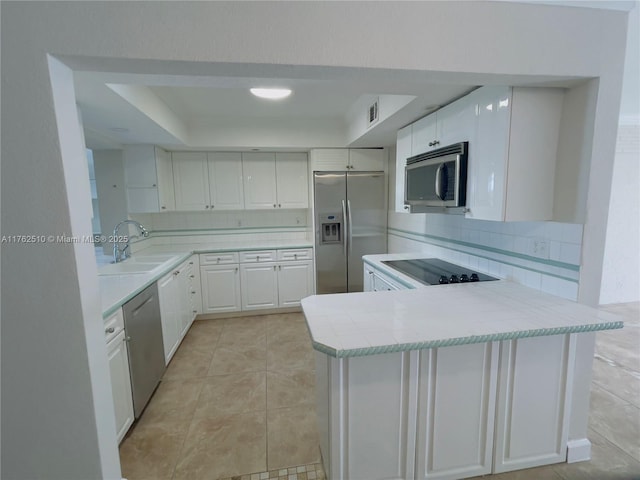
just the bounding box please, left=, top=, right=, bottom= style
left=435, top=164, right=443, bottom=200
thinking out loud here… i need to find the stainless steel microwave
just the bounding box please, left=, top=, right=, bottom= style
left=404, top=142, right=468, bottom=209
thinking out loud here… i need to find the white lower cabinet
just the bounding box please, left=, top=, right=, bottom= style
left=200, top=263, right=242, bottom=313
left=493, top=335, right=574, bottom=473
left=200, top=248, right=314, bottom=314
left=277, top=260, right=314, bottom=307
left=416, top=343, right=499, bottom=480
left=158, top=257, right=198, bottom=364
left=104, top=308, right=134, bottom=444
left=240, top=262, right=279, bottom=310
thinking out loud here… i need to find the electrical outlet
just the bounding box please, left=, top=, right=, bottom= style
left=532, top=238, right=549, bottom=258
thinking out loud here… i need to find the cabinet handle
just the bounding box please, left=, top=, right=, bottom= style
left=105, top=327, right=115, bottom=334
left=273, top=204, right=277, bottom=208
left=293, top=254, right=298, bottom=259
left=235, top=267, right=238, bottom=272
left=368, top=271, right=374, bottom=275
left=189, top=262, right=194, bottom=265
left=152, top=184, right=157, bottom=187
left=205, top=205, right=209, bottom=209
left=161, top=206, right=166, bottom=210
left=216, top=258, right=220, bottom=263
left=173, top=270, right=180, bottom=276
left=278, top=204, right=281, bottom=208
left=193, top=310, right=198, bottom=313
left=211, top=205, right=214, bottom=209
left=274, top=265, right=277, bottom=270
left=191, top=290, right=196, bottom=294
left=189, top=274, right=195, bottom=279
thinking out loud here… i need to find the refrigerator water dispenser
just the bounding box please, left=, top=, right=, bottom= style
left=317, top=213, right=342, bottom=244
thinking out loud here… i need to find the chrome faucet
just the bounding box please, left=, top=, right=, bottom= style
left=112, top=220, right=149, bottom=263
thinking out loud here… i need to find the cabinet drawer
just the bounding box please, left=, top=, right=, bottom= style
left=239, top=250, right=277, bottom=263
left=200, top=252, right=239, bottom=265
left=104, top=308, right=125, bottom=345
left=277, top=248, right=313, bottom=261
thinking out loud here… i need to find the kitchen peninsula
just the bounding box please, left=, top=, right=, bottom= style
left=301, top=255, right=624, bottom=480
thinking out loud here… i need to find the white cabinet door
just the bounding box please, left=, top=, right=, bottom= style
left=277, top=260, right=313, bottom=307
left=172, top=152, right=211, bottom=211
left=243, top=152, right=277, bottom=209
left=155, top=147, right=176, bottom=211
left=200, top=264, right=241, bottom=313
left=208, top=152, right=244, bottom=210
left=309, top=149, right=350, bottom=171
left=107, top=329, right=134, bottom=444
left=158, top=271, right=180, bottom=363
left=493, top=335, right=573, bottom=473
left=372, top=271, right=403, bottom=291
left=363, top=264, right=375, bottom=292
left=411, top=114, right=439, bottom=155
left=465, top=86, right=564, bottom=222
left=349, top=149, right=385, bottom=171
left=395, top=124, right=412, bottom=213
left=124, top=144, right=169, bottom=213
left=240, top=262, right=278, bottom=310
left=276, top=153, right=308, bottom=208
left=437, top=92, right=477, bottom=148
left=416, top=342, right=499, bottom=480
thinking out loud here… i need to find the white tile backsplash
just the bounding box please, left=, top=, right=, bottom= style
left=388, top=211, right=583, bottom=300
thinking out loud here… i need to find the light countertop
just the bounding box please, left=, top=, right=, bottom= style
left=99, top=239, right=312, bottom=318
left=301, top=254, right=624, bottom=358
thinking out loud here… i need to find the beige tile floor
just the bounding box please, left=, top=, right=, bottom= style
left=119, top=313, right=323, bottom=480
left=120, top=303, right=640, bottom=480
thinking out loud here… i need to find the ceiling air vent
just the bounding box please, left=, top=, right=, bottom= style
left=367, top=98, right=379, bottom=128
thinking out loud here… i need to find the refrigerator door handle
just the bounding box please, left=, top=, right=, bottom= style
left=341, top=199, right=348, bottom=257
left=347, top=199, right=353, bottom=255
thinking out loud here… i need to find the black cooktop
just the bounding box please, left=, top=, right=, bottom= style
left=381, top=258, right=498, bottom=286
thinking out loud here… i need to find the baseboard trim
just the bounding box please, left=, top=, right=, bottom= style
left=195, top=306, right=301, bottom=320
left=567, top=438, right=592, bottom=463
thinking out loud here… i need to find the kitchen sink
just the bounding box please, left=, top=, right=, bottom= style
left=98, top=261, right=165, bottom=275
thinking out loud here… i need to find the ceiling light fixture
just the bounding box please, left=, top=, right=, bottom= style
left=250, top=88, right=292, bottom=100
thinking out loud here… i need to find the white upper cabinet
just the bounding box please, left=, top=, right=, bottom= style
left=173, top=152, right=245, bottom=211
left=124, top=145, right=175, bottom=213
left=242, top=152, right=278, bottom=209
left=411, top=94, right=477, bottom=157
left=411, top=114, right=439, bottom=155
left=349, top=149, right=385, bottom=171
left=172, top=152, right=211, bottom=211
left=395, top=124, right=412, bottom=213
left=465, top=86, right=564, bottom=222
left=309, top=149, right=350, bottom=171
left=276, top=153, right=309, bottom=209
left=310, top=149, right=386, bottom=172
left=208, top=152, right=244, bottom=210
left=243, top=152, right=309, bottom=209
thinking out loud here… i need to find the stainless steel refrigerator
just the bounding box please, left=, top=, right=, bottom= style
left=314, top=171, right=387, bottom=293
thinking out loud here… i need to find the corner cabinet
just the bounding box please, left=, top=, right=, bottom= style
left=465, top=86, right=564, bottom=222
left=124, top=145, right=175, bottom=213
left=104, top=308, right=134, bottom=444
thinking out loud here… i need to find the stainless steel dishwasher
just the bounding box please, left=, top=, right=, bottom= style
left=122, top=283, right=165, bottom=418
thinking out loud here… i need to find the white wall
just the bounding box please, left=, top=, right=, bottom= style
left=0, top=2, right=630, bottom=478
left=600, top=3, right=640, bottom=304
